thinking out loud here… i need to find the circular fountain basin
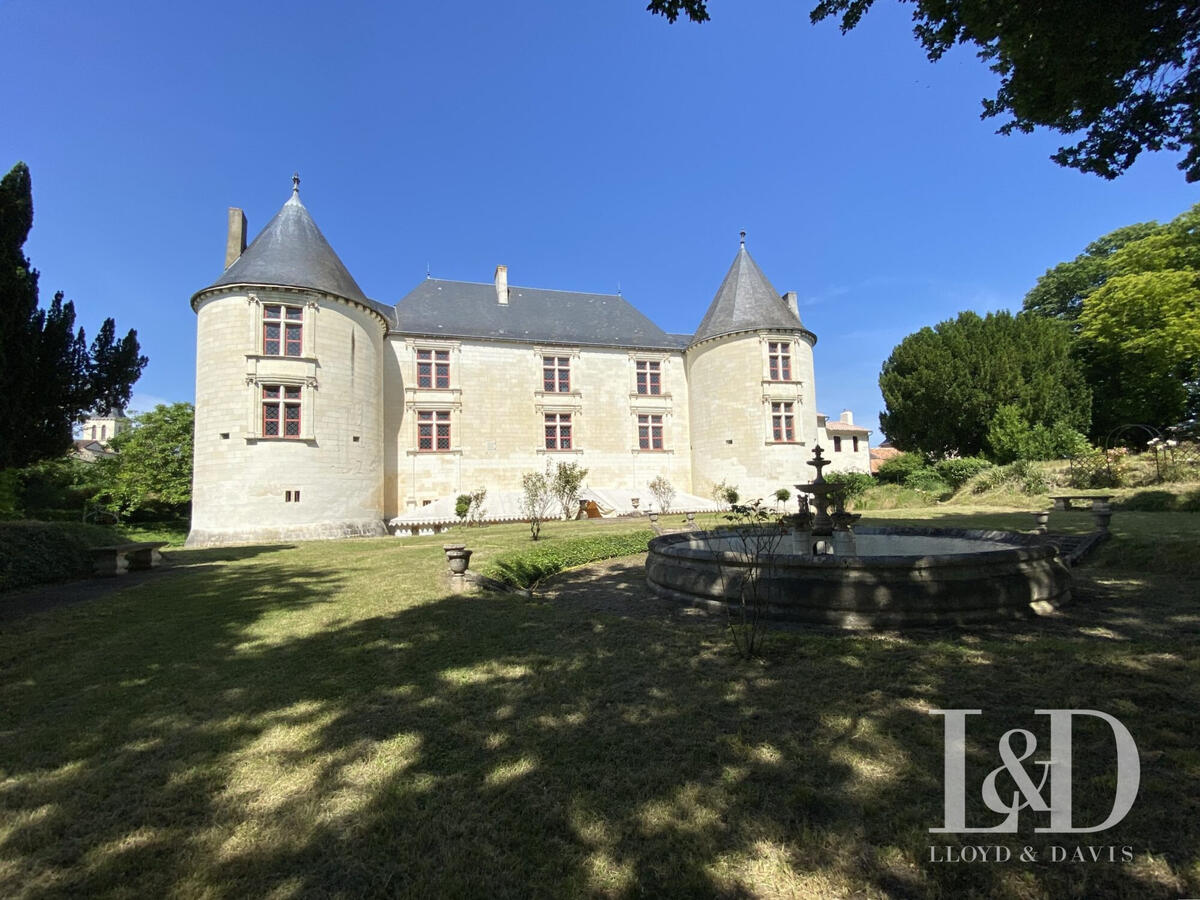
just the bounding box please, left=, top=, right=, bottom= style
left=646, top=526, right=1070, bottom=628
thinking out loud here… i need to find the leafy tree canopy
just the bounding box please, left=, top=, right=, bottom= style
left=878, top=310, right=1090, bottom=457
left=97, top=403, right=194, bottom=517
left=650, top=1, right=1200, bottom=181
left=1024, top=203, right=1200, bottom=437
left=0, top=162, right=147, bottom=469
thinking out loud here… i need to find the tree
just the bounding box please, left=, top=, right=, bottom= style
left=0, top=162, right=147, bottom=469
left=878, top=310, right=1090, bottom=457
left=550, top=461, right=588, bottom=520
left=1024, top=204, right=1200, bottom=437
left=96, top=403, right=194, bottom=517
left=651, top=1, right=1200, bottom=181
left=520, top=470, right=554, bottom=540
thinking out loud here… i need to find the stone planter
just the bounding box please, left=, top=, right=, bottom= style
left=443, top=544, right=473, bottom=574
left=1032, top=510, right=1050, bottom=534
left=648, top=511, right=659, bottom=525
left=630, top=497, right=640, bottom=510
left=685, top=512, right=697, bottom=528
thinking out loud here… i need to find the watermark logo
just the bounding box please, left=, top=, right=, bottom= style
left=930, top=709, right=1140, bottom=834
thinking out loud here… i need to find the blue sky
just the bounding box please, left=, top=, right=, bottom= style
left=2, top=0, right=1194, bottom=442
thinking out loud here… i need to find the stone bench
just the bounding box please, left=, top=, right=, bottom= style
left=1048, top=494, right=1113, bottom=511
left=88, top=542, right=168, bottom=577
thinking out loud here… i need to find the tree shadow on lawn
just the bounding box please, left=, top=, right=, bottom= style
left=0, top=557, right=1196, bottom=898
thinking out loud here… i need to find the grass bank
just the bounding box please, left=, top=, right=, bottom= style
left=0, top=512, right=1196, bottom=897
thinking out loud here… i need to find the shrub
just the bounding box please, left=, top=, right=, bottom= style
left=773, top=488, right=791, bottom=509
left=647, top=475, right=676, bottom=513
left=875, top=452, right=925, bottom=484
left=0, top=521, right=120, bottom=593
left=824, top=471, right=873, bottom=503
left=711, top=480, right=739, bottom=506
left=455, top=494, right=472, bottom=520
left=987, top=404, right=1091, bottom=463
left=482, top=530, right=654, bottom=590
left=934, top=456, right=994, bottom=489
left=903, top=468, right=951, bottom=495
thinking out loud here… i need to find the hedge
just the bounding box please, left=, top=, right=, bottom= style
left=481, top=530, right=654, bottom=590
left=0, top=521, right=120, bottom=593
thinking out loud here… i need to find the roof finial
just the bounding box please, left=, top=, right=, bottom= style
left=292, top=172, right=301, bottom=194
left=739, top=230, right=746, bottom=248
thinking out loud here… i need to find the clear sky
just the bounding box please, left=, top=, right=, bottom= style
left=2, top=0, right=1194, bottom=441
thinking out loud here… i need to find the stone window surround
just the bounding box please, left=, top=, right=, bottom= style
left=244, top=374, right=316, bottom=442
left=767, top=400, right=799, bottom=445
left=416, top=347, right=452, bottom=389
left=759, top=335, right=802, bottom=384
left=532, top=347, right=582, bottom=400
left=637, top=413, right=665, bottom=451
left=535, top=398, right=583, bottom=453
left=405, top=399, right=462, bottom=455
left=543, top=412, right=574, bottom=451
left=247, top=292, right=317, bottom=360
left=406, top=339, right=461, bottom=392
left=629, top=408, right=675, bottom=455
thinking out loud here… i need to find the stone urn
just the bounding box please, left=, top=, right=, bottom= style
left=630, top=497, right=640, bottom=510
left=1093, top=503, right=1112, bottom=532
left=685, top=511, right=696, bottom=529
left=1032, top=510, right=1050, bottom=534
left=648, top=511, right=659, bottom=525
left=443, top=543, right=473, bottom=575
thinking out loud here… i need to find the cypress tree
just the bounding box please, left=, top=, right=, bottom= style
left=0, top=162, right=147, bottom=469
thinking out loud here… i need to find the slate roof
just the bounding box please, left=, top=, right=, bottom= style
left=204, top=187, right=374, bottom=308
left=690, top=244, right=806, bottom=346
left=394, top=279, right=689, bottom=349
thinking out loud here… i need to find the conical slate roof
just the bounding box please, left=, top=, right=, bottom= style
left=690, top=243, right=803, bottom=346
left=207, top=183, right=369, bottom=304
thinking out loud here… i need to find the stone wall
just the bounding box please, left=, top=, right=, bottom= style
left=384, top=338, right=694, bottom=515
left=187, top=286, right=387, bottom=546
left=685, top=330, right=820, bottom=502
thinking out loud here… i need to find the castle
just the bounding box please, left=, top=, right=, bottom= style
left=187, top=179, right=870, bottom=546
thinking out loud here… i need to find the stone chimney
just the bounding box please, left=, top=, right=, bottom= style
left=494, top=264, right=508, bottom=305
left=225, top=208, right=247, bottom=269
left=840, top=410, right=854, bottom=425
left=782, top=291, right=799, bottom=318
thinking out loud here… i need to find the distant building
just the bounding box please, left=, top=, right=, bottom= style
left=71, top=411, right=130, bottom=461
left=187, top=179, right=871, bottom=546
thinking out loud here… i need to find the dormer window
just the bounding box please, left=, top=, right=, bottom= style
left=263, top=305, right=303, bottom=357
left=768, top=342, right=792, bottom=381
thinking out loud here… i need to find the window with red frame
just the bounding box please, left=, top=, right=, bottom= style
left=544, top=413, right=572, bottom=450
left=416, top=349, right=451, bottom=389
left=771, top=402, right=795, bottom=442
left=768, top=342, right=792, bottom=381
left=635, top=360, right=661, bottom=395
left=543, top=356, right=570, bottom=392
left=417, top=410, right=451, bottom=451
left=638, top=414, right=664, bottom=450
left=263, top=305, right=303, bottom=357
left=262, top=385, right=302, bottom=437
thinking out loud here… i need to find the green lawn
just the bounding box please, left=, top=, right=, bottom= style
left=1, top=511, right=1198, bottom=898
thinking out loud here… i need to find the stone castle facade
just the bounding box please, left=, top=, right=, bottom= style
left=187, top=180, right=870, bottom=546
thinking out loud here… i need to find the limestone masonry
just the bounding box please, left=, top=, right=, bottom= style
left=187, top=180, right=870, bottom=546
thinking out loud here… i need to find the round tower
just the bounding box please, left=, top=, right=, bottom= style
left=685, top=239, right=818, bottom=504
left=187, top=177, right=389, bottom=546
